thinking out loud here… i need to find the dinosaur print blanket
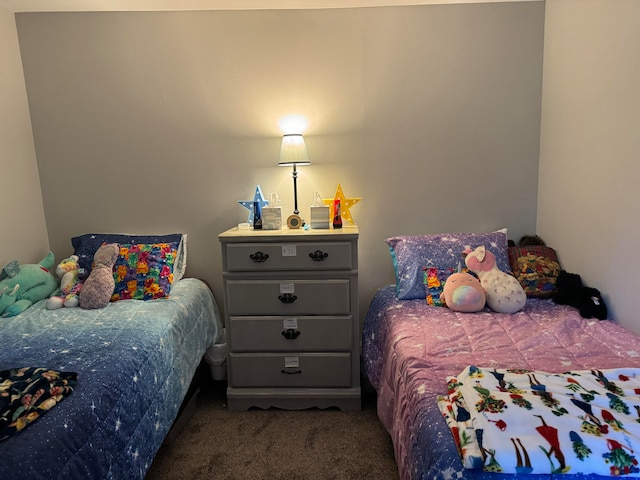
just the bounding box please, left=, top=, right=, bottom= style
left=438, top=366, right=640, bottom=476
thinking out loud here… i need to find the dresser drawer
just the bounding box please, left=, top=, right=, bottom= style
left=228, top=353, right=352, bottom=388
left=225, top=241, right=354, bottom=271
left=225, top=279, right=351, bottom=315
left=229, top=316, right=352, bottom=352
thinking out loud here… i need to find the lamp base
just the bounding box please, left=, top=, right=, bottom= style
left=287, top=214, right=303, bottom=229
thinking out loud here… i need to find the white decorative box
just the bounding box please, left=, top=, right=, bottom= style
left=310, top=205, right=330, bottom=229
left=262, top=206, right=282, bottom=230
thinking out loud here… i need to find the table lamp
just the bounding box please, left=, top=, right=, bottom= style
left=278, top=133, right=311, bottom=228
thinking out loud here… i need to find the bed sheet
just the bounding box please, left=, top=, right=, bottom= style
left=363, top=285, right=640, bottom=480
left=0, top=278, right=222, bottom=480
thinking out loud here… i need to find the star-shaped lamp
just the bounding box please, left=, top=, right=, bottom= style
left=323, top=183, right=361, bottom=225
left=238, top=185, right=269, bottom=223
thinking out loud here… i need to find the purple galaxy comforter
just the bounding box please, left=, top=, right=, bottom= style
left=362, top=285, right=640, bottom=480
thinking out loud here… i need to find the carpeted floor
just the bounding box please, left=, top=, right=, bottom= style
left=146, top=369, right=399, bottom=480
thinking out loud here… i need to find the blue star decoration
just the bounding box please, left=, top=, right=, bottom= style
left=238, top=185, right=269, bottom=223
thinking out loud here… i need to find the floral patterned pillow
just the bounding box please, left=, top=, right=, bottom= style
left=71, top=233, right=186, bottom=283
left=111, top=242, right=179, bottom=301
left=508, top=245, right=561, bottom=298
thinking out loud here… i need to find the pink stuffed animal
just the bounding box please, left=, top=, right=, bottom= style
left=442, top=272, right=486, bottom=313
left=464, top=245, right=526, bottom=314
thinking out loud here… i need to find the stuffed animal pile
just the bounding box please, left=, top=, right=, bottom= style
left=0, top=245, right=123, bottom=316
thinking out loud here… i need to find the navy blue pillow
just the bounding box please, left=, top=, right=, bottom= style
left=71, top=233, right=183, bottom=279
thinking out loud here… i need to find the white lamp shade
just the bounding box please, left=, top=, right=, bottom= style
left=279, top=134, right=311, bottom=166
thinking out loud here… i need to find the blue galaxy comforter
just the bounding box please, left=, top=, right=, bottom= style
left=0, top=278, right=222, bottom=479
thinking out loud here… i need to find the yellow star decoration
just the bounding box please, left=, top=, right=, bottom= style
left=322, top=183, right=361, bottom=225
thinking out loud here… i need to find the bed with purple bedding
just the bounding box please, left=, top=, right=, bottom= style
left=362, top=285, right=640, bottom=480
left=0, top=278, right=222, bottom=480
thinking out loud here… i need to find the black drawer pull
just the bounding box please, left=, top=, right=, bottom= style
left=278, top=293, right=297, bottom=304
left=249, top=251, right=269, bottom=263
left=282, top=328, right=301, bottom=340
left=309, top=250, right=329, bottom=262
left=281, top=369, right=302, bottom=375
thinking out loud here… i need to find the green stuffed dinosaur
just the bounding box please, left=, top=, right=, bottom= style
left=0, top=251, right=60, bottom=317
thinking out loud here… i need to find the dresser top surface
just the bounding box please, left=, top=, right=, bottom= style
left=219, top=225, right=359, bottom=241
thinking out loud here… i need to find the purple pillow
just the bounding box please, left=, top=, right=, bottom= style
left=386, top=230, right=510, bottom=300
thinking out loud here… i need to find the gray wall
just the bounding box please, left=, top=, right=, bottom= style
left=538, top=0, right=640, bottom=333
left=15, top=3, right=544, bottom=324
left=0, top=5, right=49, bottom=266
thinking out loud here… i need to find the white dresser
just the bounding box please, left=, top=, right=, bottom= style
left=218, top=225, right=360, bottom=411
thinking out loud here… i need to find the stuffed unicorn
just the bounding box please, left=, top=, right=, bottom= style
left=464, top=245, right=526, bottom=314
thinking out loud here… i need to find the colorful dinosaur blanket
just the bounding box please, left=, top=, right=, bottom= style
left=0, top=367, right=77, bottom=442
left=438, top=366, right=640, bottom=476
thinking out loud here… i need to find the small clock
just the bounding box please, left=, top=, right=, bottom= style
left=287, top=214, right=302, bottom=229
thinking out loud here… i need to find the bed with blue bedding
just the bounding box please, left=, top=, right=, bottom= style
left=0, top=277, right=223, bottom=479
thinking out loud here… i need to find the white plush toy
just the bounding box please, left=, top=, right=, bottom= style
left=464, top=245, right=526, bottom=314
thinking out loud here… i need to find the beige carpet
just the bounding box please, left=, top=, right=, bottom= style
left=146, top=374, right=399, bottom=480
